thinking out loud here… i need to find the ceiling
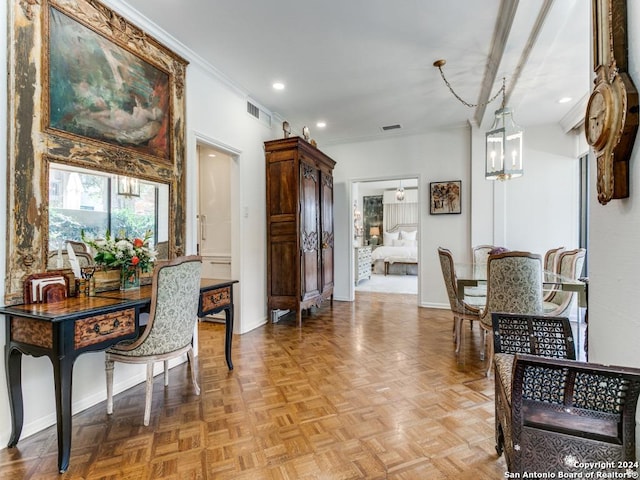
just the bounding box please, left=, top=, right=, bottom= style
left=115, top=0, right=591, bottom=146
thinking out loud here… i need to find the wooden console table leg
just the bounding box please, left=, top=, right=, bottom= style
left=52, top=355, right=75, bottom=473
left=224, top=307, right=234, bottom=371
left=6, top=346, right=24, bottom=448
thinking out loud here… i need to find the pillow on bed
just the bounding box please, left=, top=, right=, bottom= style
left=399, top=230, right=417, bottom=241
left=383, top=231, right=399, bottom=245
left=392, top=239, right=417, bottom=248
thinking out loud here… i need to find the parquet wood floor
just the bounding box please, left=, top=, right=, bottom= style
left=0, top=292, right=506, bottom=479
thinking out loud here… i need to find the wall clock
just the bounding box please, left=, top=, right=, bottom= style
left=586, top=0, right=638, bottom=205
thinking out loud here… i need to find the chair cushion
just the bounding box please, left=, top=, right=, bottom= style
left=494, top=353, right=515, bottom=403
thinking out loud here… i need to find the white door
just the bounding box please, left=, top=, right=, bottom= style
left=198, top=144, right=232, bottom=279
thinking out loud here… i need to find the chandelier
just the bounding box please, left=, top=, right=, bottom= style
left=396, top=180, right=405, bottom=201
left=433, top=59, right=523, bottom=180
left=117, top=175, right=141, bottom=197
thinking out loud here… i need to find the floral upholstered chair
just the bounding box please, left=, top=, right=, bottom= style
left=543, top=248, right=586, bottom=316
left=479, top=251, right=543, bottom=376
left=105, top=255, right=202, bottom=426
left=438, top=248, right=485, bottom=353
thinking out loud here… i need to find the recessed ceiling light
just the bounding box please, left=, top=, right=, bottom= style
left=208, top=153, right=216, bottom=157
left=316, top=121, right=326, bottom=128
left=558, top=97, right=572, bottom=104
left=273, top=82, right=285, bottom=90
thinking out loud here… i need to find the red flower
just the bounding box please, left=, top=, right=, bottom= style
left=131, top=256, right=140, bottom=266
left=133, top=238, right=144, bottom=248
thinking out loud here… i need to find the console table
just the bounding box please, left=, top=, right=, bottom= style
left=1, top=278, right=237, bottom=473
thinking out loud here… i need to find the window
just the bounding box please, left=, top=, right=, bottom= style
left=48, top=163, right=165, bottom=251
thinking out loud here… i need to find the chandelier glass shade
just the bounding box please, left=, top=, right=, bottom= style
left=117, top=175, right=140, bottom=197
left=485, top=107, right=523, bottom=181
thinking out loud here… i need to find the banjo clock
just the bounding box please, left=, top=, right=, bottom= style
left=585, top=0, right=638, bottom=205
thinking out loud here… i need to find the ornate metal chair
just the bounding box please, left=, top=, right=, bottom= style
left=492, top=313, right=575, bottom=469
left=543, top=248, right=586, bottom=316
left=479, top=251, right=543, bottom=376
left=105, top=255, right=202, bottom=426
left=495, top=353, right=640, bottom=475
left=437, top=247, right=484, bottom=353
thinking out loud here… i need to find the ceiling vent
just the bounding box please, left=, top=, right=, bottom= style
left=381, top=124, right=402, bottom=132
left=246, top=100, right=272, bottom=127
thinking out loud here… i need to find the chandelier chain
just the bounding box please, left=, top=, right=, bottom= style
left=435, top=65, right=505, bottom=109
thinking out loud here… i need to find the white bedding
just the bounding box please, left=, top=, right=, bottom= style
left=371, top=245, right=418, bottom=262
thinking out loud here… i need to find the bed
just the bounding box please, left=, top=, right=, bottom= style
left=371, top=224, right=418, bottom=275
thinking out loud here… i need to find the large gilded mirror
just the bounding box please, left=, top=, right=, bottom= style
left=5, top=0, right=188, bottom=304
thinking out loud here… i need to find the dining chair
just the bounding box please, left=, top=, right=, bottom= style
left=496, top=354, right=640, bottom=475
left=105, top=255, right=203, bottom=426
left=542, top=246, right=564, bottom=301
left=479, top=251, right=544, bottom=376
left=543, top=248, right=586, bottom=317
left=491, top=312, right=576, bottom=469
left=437, top=247, right=485, bottom=353
left=472, top=244, right=494, bottom=266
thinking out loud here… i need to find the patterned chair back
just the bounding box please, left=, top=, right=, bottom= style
left=480, top=251, right=543, bottom=328
left=117, top=256, right=202, bottom=357
left=472, top=245, right=494, bottom=266
left=545, top=248, right=586, bottom=310
left=543, top=246, right=565, bottom=273
left=437, top=247, right=460, bottom=312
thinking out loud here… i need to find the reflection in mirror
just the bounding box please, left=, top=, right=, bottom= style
left=47, top=163, right=169, bottom=270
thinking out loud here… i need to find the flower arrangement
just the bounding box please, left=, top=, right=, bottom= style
left=81, top=229, right=158, bottom=272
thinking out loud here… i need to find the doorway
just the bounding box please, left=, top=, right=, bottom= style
left=351, top=176, right=421, bottom=298
left=197, top=143, right=232, bottom=280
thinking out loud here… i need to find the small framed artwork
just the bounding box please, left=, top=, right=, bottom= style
left=430, top=180, right=461, bottom=215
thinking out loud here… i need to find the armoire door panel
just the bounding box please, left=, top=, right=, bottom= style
left=270, top=242, right=297, bottom=296
left=267, top=160, right=297, bottom=216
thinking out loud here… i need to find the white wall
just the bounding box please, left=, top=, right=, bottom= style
left=588, top=3, right=640, bottom=368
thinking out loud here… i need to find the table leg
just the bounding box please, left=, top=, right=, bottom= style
left=52, top=355, right=75, bottom=473
left=224, top=307, right=234, bottom=371
left=6, top=346, right=24, bottom=448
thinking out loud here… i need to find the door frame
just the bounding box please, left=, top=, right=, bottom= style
left=348, top=174, right=422, bottom=305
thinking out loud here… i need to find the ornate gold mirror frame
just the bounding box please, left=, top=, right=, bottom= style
left=5, top=0, right=188, bottom=304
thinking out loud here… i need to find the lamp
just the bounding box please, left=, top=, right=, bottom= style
left=117, top=176, right=140, bottom=197
left=433, top=59, right=523, bottom=180
left=396, top=181, right=405, bottom=201
left=369, top=226, right=380, bottom=246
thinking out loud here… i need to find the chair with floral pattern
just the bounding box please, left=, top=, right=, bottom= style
left=105, top=255, right=202, bottom=426
left=438, top=248, right=485, bottom=353
left=479, top=251, right=543, bottom=376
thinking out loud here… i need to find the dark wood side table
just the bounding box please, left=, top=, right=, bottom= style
left=1, top=278, right=237, bottom=473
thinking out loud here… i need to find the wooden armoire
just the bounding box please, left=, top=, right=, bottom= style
left=265, top=137, right=336, bottom=326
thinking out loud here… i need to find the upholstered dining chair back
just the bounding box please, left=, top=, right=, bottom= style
left=105, top=255, right=203, bottom=426
left=543, top=248, right=586, bottom=316
left=498, top=354, right=640, bottom=475
left=472, top=244, right=494, bottom=266
left=479, top=251, right=543, bottom=376
left=437, top=247, right=482, bottom=353
left=480, top=251, right=543, bottom=327
left=542, top=247, right=564, bottom=302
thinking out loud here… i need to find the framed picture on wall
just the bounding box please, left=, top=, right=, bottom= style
left=430, top=180, right=461, bottom=215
